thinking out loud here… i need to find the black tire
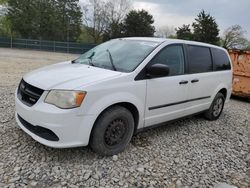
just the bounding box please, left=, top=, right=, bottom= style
left=204, top=92, right=225, bottom=121
left=90, top=106, right=134, bottom=156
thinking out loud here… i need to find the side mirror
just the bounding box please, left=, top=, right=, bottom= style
left=146, top=64, right=170, bottom=78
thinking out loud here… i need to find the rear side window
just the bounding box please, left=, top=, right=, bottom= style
left=187, top=45, right=212, bottom=73
left=211, top=48, right=231, bottom=70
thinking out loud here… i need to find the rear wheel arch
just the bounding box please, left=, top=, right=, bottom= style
left=218, top=88, right=227, bottom=99
left=212, top=84, right=229, bottom=102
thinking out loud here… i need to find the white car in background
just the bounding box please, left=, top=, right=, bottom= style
left=15, top=37, right=232, bottom=155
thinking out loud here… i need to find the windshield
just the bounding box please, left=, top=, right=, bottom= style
left=73, top=39, right=160, bottom=72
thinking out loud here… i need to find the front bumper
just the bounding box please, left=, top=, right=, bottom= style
left=15, top=90, right=96, bottom=148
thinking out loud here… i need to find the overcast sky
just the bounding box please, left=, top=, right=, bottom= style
left=133, top=0, right=250, bottom=39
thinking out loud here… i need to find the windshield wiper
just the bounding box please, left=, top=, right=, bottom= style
left=88, top=52, right=96, bottom=67
left=88, top=59, right=95, bottom=66
left=106, top=49, right=117, bottom=71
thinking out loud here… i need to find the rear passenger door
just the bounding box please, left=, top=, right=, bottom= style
left=185, top=45, right=218, bottom=114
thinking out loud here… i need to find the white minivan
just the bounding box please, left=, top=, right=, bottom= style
left=15, top=37, right=232, bottom=155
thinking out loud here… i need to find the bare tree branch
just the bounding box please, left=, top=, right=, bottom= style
left=155, top=25, right=175, bottom=38
left=221, top=25, right=248, bottom=49
left=81, top=0, right=131, bottom=43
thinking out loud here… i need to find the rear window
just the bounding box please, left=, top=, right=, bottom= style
left=187, top=45, right=213, bottom=73
left=211, top=48, right=231, bottom=71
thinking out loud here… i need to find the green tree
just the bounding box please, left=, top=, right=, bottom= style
left=54, top=0, right=82, bottom=41
left=176, top=24, right=193, bottom=40
left=246, top=42, right=250, bottom=51
left=0, top=0, right=8, bottom=5
left=7, top=0, right=82, bottom=41
left=123, top=10, right=155, bottom=37
left=77, top=26, right=96, bottom=43
left=0, top=15, right=12, bottom=37
left=102, top=22, right=124, bottom=41
left=192, top=10, right=219, bottom=45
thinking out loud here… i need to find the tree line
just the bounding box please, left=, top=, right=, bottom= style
left=0, top=0, right=249, bottom=50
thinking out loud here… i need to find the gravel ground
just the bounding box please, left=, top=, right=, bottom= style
left=0, top=48, right=77, bottom=87
left=0, top=48, right=249, bottom=188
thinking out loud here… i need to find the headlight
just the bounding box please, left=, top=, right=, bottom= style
left=44, top=90, right=86, bottom=109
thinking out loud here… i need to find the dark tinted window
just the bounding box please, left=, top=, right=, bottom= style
left=211, top=48, right=231, bottom=70
left=151, top=45, right=184, bottom=76
left=188, top=45, right=212, bottom=73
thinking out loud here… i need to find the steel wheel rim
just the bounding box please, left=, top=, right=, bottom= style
left=104, top=119, right=127, bottom=146
left=213, top=98, right=223, bottom=117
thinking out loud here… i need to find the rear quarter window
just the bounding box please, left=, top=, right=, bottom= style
left=187, top=45, right=213, bottom=74
left=211, top=48, right=231, bottom=71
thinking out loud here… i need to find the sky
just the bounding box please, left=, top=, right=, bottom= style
left=132, top=0, right=250, bottom=39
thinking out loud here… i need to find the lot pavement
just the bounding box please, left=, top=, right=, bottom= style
left=0, top=48, right=249, bottom=188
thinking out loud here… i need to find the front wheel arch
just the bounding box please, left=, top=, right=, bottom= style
left=90, top=102, right=139, bottom=141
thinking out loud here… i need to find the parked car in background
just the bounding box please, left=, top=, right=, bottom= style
left=15, top=37, right=232, bottom=155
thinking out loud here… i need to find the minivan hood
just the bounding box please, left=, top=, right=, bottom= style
left=23, top=61, right=122, bottom=90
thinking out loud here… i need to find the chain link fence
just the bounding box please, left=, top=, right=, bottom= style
left=0, top=36, right=96, bottom=54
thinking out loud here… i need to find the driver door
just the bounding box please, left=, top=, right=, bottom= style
left=145, top=44, right=189, bottom=127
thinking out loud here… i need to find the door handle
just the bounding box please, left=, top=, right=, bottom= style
left=179, top=80, right=188, bottom=85
left=191, top=79, right=199, bottom=83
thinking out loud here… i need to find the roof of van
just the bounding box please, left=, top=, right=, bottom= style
left=122, top=37, right=224, bottom=50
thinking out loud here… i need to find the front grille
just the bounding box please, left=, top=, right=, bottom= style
left=17, top=79, right=44, bottom=106
left=17, top=114, right=59, bottom=141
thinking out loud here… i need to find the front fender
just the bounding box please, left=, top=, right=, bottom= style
left=86, top=91, right=145, bottom=129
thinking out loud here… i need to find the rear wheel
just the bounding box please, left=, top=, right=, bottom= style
left=204, top=92, right=225, bottom=120
left=90, top=106, right=134, bottom=156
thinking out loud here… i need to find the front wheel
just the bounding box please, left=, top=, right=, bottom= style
left=90, top=106, right=134, bottom=156
left=204, top=92, right=225, bottom=121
